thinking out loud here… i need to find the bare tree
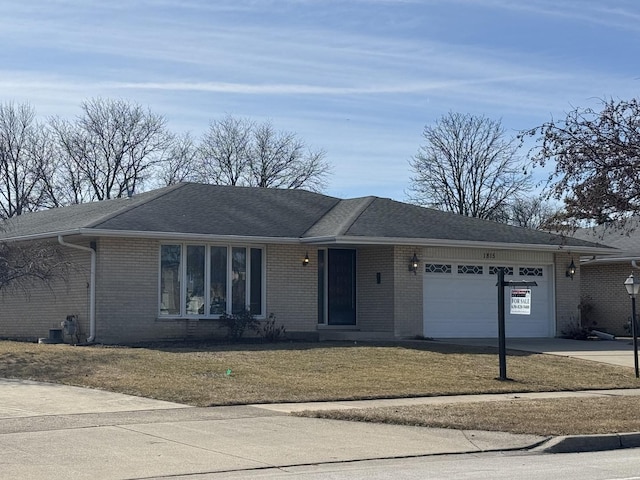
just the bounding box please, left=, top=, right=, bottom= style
left=0, top=240, right=67, bottom=293
left=408, top=112, right=532, bottom=220
left=198, top=115, right=330, bottom=192
left=523, top=98, right=640, bottom=225
left=50, top=98, right=172, bottom=202
left=0, top=102, right=54, bottom=217
left=507, top=196, right=559, bottom=230
left=197, top=115, right=253, bottom=186
left=157, top=132, right=200, bottom=186
left=249, top=121, right=329, bottom=191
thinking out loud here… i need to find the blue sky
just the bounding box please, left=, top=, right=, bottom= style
left=1, top=0, right=638, bottom=200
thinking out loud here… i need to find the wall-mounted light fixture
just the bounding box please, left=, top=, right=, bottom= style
left=408, top=253, right=419, bottom=275
left=566, top=258, right=576, bottom=280
left=302, top=252, right=310, bottom=267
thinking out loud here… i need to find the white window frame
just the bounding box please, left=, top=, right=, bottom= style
left=158, top=243, right=266, bottom=319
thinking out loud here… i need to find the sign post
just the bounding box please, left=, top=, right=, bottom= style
left=496, top=268, right=537, bottom=381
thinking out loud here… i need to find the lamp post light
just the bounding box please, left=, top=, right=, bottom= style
left=623, top=273, right=640, bottom=378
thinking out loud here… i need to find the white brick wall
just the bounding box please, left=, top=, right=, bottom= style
left=0, top=236, right=579, bottom=343
left=0, top=239, right=90, bottom=341
left=393, top=245, right=423, bottom=337
left=266, top=244, right=317, bottom=333
left=357, top=246, right=394, bottom=332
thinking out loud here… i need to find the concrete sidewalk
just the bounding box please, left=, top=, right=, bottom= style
left=1, top=379, right=640, bottom=479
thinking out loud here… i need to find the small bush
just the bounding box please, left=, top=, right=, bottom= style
left=258, top=313, right=286, bottom=342
left=561, top=319, right=592, bottom=340
left=219, top=309, right=260, bottom=341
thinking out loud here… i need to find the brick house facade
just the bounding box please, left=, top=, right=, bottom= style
left=0, top=183, right=611, bottom=344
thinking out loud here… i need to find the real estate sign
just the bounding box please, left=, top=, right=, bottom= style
left=510, top=288, right=531, bottom=315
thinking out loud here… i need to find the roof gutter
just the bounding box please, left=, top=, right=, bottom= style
left=58, top=235, right=96, bottom=343
left=0, top=229, right=302, bottom=245
left=300, top=235, right=616, bottom=255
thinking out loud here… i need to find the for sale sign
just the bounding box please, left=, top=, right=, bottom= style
left=510, top=288, right=531, bottom=315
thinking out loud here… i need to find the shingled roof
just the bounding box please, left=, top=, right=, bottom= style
left=572, top=219, right=640, bottom=261
left=0, top=183, right=612, bottom=252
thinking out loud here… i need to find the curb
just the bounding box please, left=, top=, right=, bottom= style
left=533, top=432, right=640, bottom=453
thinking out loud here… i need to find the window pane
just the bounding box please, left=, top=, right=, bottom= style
left=186, top=245, right=205, bottom=315
left=210, top=246, right=227, bottom=315
left=160, top=245, right=181, bottom=315
left=232, top=247, right=246, bottom=314
left=250, top=248, right=262, bottom=315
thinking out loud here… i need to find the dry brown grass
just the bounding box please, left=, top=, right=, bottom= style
left=300, top=396, right=640, bottom=436
left=0, top=340, right=638, bottom=408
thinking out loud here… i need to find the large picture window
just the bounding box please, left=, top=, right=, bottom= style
left=159, top=244, right=264, bottom=318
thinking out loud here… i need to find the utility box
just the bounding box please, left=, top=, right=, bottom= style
left=48, top=329, right=63, bottom=343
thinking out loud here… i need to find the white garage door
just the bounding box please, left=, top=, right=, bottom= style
left=423, top=263, right=554, bottom=338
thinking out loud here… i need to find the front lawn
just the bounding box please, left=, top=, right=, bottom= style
left=0, top=340, right=636, bottom=406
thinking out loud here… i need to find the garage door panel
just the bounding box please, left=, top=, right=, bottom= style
left=423, top=264, right=553, bottom=338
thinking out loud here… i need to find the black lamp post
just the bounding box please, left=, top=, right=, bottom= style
left=623, top=272, right=640, bottom=378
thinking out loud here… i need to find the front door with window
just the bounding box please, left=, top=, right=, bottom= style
left=327, top=249, right=356, bottom=325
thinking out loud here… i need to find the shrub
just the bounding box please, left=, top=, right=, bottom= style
left=219, top=309, right=259, bottom=341
left=561, top=318, right=592, bottom=340
left=258, top=313, right=286, bottom=342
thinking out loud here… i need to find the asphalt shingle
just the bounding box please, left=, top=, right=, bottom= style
left=0, top=183, right=612, bottom=251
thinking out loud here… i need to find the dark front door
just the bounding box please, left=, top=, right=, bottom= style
left=327, top=249, right=356, bottom=325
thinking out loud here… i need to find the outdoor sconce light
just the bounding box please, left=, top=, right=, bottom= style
left=566, top=258, right=576, bottom=280
left=408, top=253, right=419, bottom=275
left=302, top=252, right=310, bottom=267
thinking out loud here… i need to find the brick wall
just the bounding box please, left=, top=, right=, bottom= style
left=581, top=262, right=635, bottom=336
left=393, top=245, right=424, bottom=337
left=94, top=237, right=186, bottom=343
left=0, top=239, right=90, bottom=341
left=266, top=244, right=317, bottom=333
left=554, top=251, right=581, bottom=336
left=356, top=246, right=394, bottom=332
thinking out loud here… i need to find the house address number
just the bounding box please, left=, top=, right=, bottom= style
left=482, top=252, right=496, bottom=259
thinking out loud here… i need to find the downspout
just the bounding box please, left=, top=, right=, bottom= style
left=58, top=236, right=96, bottom=343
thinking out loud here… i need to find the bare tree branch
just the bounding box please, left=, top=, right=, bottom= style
left=0, top=240, right=68, bottom=293
left=50, top=98, right=172, bottom=202
left=198, top=115, right=331, bottom=192
left=522, top=97, right=640, bottom=226
left=0, top=102, right=54, bottom=217
left=408, top=112, right=532, bottom=220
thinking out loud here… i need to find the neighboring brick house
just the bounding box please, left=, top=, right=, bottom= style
left=0, top=183, right=611, bottom=344
left=574, top=221, right=640, bottom=336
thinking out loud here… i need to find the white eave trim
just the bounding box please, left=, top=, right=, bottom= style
left=0, top=228, right=302, bottom=245
left=0, top=229, right=615, bottom=254
left=581, top=255, right=640, bottom=265
left=301, top=235, right=616, bottom=255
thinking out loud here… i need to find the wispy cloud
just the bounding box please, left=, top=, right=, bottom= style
left=0, top=0, right=636, bottom=200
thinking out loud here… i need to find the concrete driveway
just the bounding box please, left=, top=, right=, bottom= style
left=440, top=337, right=639, bottom=368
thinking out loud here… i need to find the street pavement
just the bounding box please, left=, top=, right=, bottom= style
left=1, top=338, right=640, bottom=479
